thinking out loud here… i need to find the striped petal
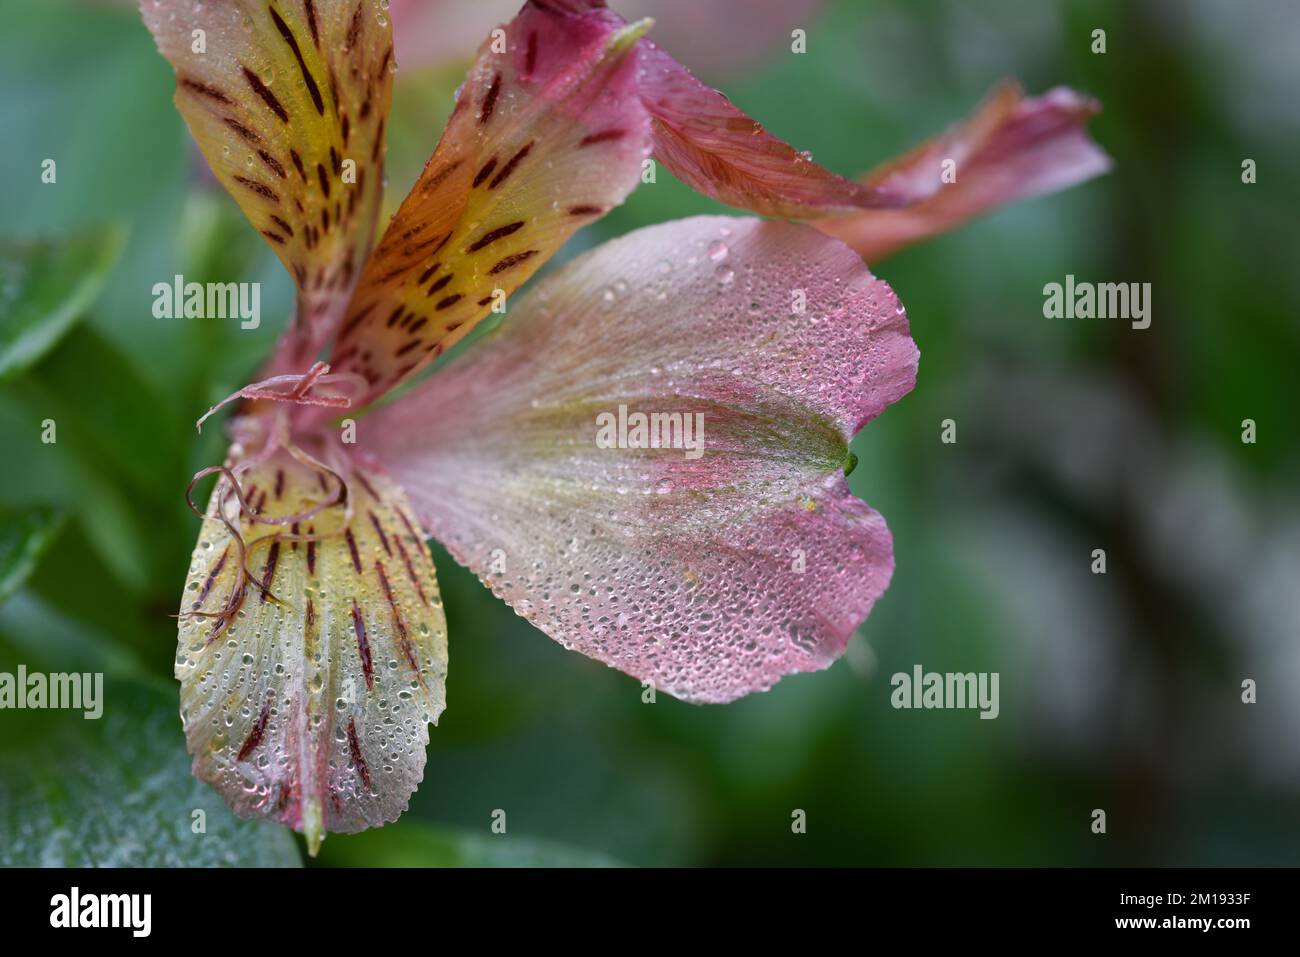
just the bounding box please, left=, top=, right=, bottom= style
left=360, top=216, right=917, bottom=703
left=177, top=444, right=447, bottom=854
left=815, top=82, right=1111, bottom=261
left=327, top=0, right=652, bottom=402
left=140, top=0, right=395, bottom=356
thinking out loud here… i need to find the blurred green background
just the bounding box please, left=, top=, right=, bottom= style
left=1, top=0, right=1297, bottom=866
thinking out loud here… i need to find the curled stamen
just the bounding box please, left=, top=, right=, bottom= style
left=188, top=459, right=343, bottom=529
left=187, top=465, right=256, bottom=524
left=186, top=466, right=289, bottom=626
left=183, top=442, right=352, bottom=638
left=184, top=470, right=254, bottom=634
left=185, top=467, right=272, bottom=631
left=195, top=362, right=370, bottom=434
left=283, top=440, right=352, bottom=523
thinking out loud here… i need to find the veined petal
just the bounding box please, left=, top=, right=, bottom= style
left=360, top=216, right=917, bottom=703
left=815, top=82, right=1111, bottom=261
left=140, top=0, right=395, bottom=353
left=638, top=40, right=897, bottom=218
left=177, top=445, right=447, bottom=853
left=328, top=0, right=652, bottom=402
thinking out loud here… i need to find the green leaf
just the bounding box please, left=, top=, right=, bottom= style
left=0, top=507, right=63, bottom=607
left=0, top=229, right=126, bottom=383
left=26, top=326, right=184, bottom=503
left=0, top=677, right=301, bottom=866
left=316, top=820, right=624, bottom=868
left=0, top=591, right=146, bottom=678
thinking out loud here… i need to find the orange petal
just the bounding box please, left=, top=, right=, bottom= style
left=326, top=0, right=652, bottom=402
left=140, top=0, right=395, bottom=356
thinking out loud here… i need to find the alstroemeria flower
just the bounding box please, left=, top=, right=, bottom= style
left=141, top=0, right=1106, bottom=854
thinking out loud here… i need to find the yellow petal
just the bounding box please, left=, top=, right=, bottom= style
left=177, top=443, right=447, bottom=852
left=141, top=0, right=395, bottom=352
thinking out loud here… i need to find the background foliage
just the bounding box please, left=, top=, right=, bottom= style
left=0, top=0, right=1297, bottom=865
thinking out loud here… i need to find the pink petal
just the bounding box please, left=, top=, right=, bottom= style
left=639, top=41, right=897, bottom=218
left=815, top=82, right=1112, bottom=261
left=361, top=216, right=918, bottom=703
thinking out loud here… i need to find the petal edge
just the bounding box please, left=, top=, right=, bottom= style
left=363, top=215, right=916, bottom=702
